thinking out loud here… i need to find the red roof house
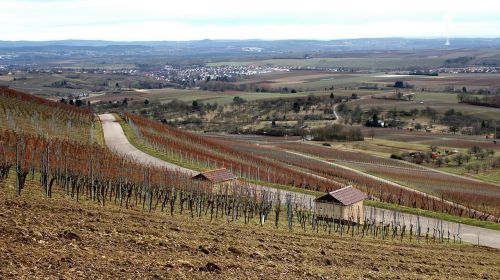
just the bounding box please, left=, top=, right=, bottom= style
left=192, top=168, right=237, bottom=184
left=314, top=186, right=367, bottom=223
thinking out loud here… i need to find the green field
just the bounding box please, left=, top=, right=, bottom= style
left=3, top=72, right=158, bottom=98
left=235, top=71, right=382, bottom=90
left=349, top=91, right=500, bottom=119
left=233, top=71, right=500, bottom=92
left=141, top=88, right=367, bottom=105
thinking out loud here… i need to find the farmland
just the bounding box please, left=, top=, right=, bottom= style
left=372, top=73, right=500, bottom=90
left=3, top=88, right=496, bottom=255
left=208, top=57, right=448, bottom=69
left=0, top=86, right=99, bottom=144
left=274, top=142, right=500, bottom=217
left=2, top=185, right=499, bottom=279
left=204, top=131, right=500, bottom=218
left=2, top=37, right=500, bottom=278
left=347, top=91, right=500, bottom=119
left=0, top=72, right=147, bottom=99
left=356, top=128, right=500, bottom=150
left=1, top=92, right=499, bottom=272
left=132, top=88, right=337, bottom=106
left=120, top=113, right=500, bottom=223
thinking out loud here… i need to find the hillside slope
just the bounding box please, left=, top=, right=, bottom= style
left=1, top=185, right=499, bottom=279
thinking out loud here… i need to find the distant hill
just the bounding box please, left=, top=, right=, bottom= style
left=1, top=38, right=500, bottom=67
left=1, top=38, right=500, bottom=50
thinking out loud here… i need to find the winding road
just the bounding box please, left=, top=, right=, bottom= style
left=99, top=113, right=195, bottom=175
left=99, top=113, right=500, bottom=249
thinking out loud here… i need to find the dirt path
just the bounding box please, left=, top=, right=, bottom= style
left=99, top=113, right=196, bottom=175
left=332, top=103, right=340, bottom=124
left=332, top=94, right=372, bottom=124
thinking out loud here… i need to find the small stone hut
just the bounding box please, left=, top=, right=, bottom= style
left=314, top=186, right=367, bottom=224
left=192, top=168, right=237, bottom=192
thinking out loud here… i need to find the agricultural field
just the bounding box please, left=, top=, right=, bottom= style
left=89, top=87, right=372, bottom=108
left=124, top=112, right=342, bottom=190
left=2, top=185, right=499, bottom=279
left=273, top=142, right=500, bottom=218
left=233, top=70, right=380, bottom=91
left=372, top=73, right=500, bottom=90
left=208, top=57, right=448, bottom=70
left=348, top=91, right=500, bottom=119
left=338, top=129, right=500, bottom=184
left=5, top=89, right=500, bottom=279
left=0, top=87, right=99, bottom=144
left=236, top=71, right=500, bottom=93
left=207, top=48, right=500, bottom=70
left=111, top=89, right=344, bottom=134
left=133, top=88, right=336, bottom=106
left=121, top=113, right=500, bottom=222
left=359, top=128, right=500, bottom=150
left=0, top=72, right=160, bottom=99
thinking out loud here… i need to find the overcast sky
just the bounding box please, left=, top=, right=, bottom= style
left=1, top=0, right=499, bottom=41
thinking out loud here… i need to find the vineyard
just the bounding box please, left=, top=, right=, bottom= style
left=0, top=88, right=463, bottom=249
left=0, top=88, right=498, bottom=255
left=275, top=142, right=429, bottom=169
left=123, top=113, right=497, bottom=222
left=125, top=112, right=343, bottom=191
left=0, top=87, right=98, bottom=144
left=3, top=187, right=499, bottom=279
left=275, top=142, right=500, bottom=220
left=0, top=128, right=469, bottom=249
left=0, top=125, right=474, bottom=249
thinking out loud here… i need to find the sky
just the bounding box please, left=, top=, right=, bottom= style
left=1, top=0, right=499, bottom=41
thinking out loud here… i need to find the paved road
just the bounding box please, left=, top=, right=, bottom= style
left=284, top=150, right=479, bottom=214
left=363, top=205, right=500, bottom=249
left=99, top=114, right=196, bottom=175
left=99, top=113, right=500, bottom=249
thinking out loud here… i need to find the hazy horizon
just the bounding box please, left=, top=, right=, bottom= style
left=1, top=37, right=500, bottom=43
left=1, top=0, right=500, bottom=41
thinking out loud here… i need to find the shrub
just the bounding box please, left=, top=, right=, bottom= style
left=390, top=154, right=403, bottom=160
left=309, top=124, right=364, bottom=141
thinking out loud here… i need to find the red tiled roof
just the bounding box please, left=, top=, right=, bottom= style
left=315, top=186, right=367, bottom=206
left=192, top=168, right=237, bottom=183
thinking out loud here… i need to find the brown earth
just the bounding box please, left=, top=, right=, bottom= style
left=1, top=184, right=499, bottom=280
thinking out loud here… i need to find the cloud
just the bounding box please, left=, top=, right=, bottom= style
left=1, top=0, right=499, bottom=40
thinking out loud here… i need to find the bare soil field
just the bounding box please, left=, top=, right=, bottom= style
left=1, top=184, right=500, bottom=280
